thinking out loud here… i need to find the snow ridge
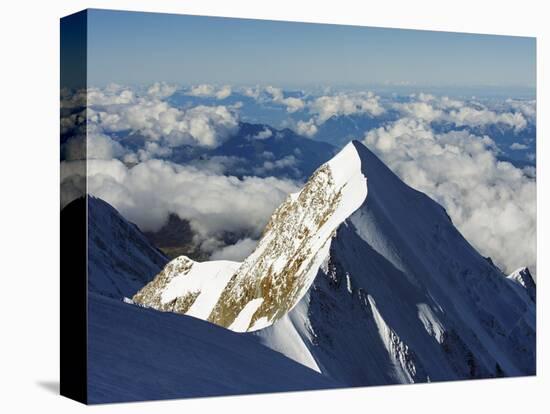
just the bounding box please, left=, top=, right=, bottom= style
left=133, top=142, right=367, bottom=331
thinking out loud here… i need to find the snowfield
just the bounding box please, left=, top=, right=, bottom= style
left=88, top=293, right=339, bottom=403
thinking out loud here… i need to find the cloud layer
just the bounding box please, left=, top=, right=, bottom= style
left=210, top=238, right=258, bottom=261
left=187, top=84, right=232, bottom=100
left=61, top=84, right=536, bottom=275
left=61, top=84, right=241, bottom=163
left=392, top=93, right=530, bottom=131
left=310, top=92, right=385, bottom=123
left=88, top=99, right=239, bottom=150
left=61, top=158, right=298, bottom=256
left=363, top=116, right=536, bottom=275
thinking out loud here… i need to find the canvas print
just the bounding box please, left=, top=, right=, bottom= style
left=60, top=9, right=536, bottom=404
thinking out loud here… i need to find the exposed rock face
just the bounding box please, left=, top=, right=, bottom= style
left=133, top=255, right=241, bottom=320
left=132, top=256, right=196, bottom=313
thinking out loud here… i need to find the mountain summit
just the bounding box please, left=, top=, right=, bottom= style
left=134, top=142, right=367, bottom=330
left=133, top=140, right=536, bottom=385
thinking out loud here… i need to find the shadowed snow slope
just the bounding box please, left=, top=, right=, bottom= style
left=507, top=267, right=536, bottom=304
left=88, top=293, right=338, bottom=403
left=86, top=196, right=169, bottom=298
left=133, top=140, right=535, bottom=387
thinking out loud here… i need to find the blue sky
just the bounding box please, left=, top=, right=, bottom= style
left=86, top=9, right=536, bottom=91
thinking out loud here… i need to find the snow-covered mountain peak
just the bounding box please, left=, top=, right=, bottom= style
left=325, top=140, right=366, bottom=188
left=208, top=141, right=368, bottom=331
left=133, top=141, right=368, bottom=331
left=507, top=267, right=536, bottom=303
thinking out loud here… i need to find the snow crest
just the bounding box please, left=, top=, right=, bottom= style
left=133, top=142, right=368, bottom=332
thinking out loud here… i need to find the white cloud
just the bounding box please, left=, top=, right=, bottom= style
left=168, top=105, right=239, bottom=148
left=187, top=84, right=216, bottom=96
left=264, top=86, right=284, bottom=101
left=89, top=99, right=239, bottom=149
left=291, top=91, right=385, bottom=137
left=187, top=84, right=232, bottom=100
left=510, top=142, right=528, bottom=150
left=417, top=92, right=436, bottom=102
left=310, top=92, right=385, bottom=123
left=136, top=141, right=173, bottom=161
left=295, top=119, right=318, bottom=138
left=265, top=86, right=305, bottom=113
left=363, top=117, right=536, bottom=275
left=63, top=85, right=240, bottom=160
left=284, top=97, right=306, bottom=113
left=62, top=131, right=130, bottom=161
left=505, top=99, right=536, bottom=122
left=147, top=82, right=177, bottom=99
left=251, top=128, right=273, bottom=140
left=61, top=159, right=299, bottom=253
left=394, top=95, right=528, bottom=131
left=448, top=107, right=527, bottom=131
left=242, top=86, right=261, bottom=99
left=87, top=84, right=136, bottom=106
left=395, top=101, right=443, bottom=123
left=215, top=85, right=232, bottom=100
left=210, top=238, right=258, bottom=261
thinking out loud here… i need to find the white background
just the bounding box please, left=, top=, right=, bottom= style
left=0, top=0, right=547, bottom=412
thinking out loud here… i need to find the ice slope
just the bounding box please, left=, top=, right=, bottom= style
left=255, top=141, right=536, bottom=385
left=86, top=196, right=169, bottom=298
left=88, top=293, right=339, bottom=403
left=134, top=143, right=368, bottom=331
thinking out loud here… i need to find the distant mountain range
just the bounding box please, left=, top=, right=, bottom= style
left=120, top=121, right=336, bottom=180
